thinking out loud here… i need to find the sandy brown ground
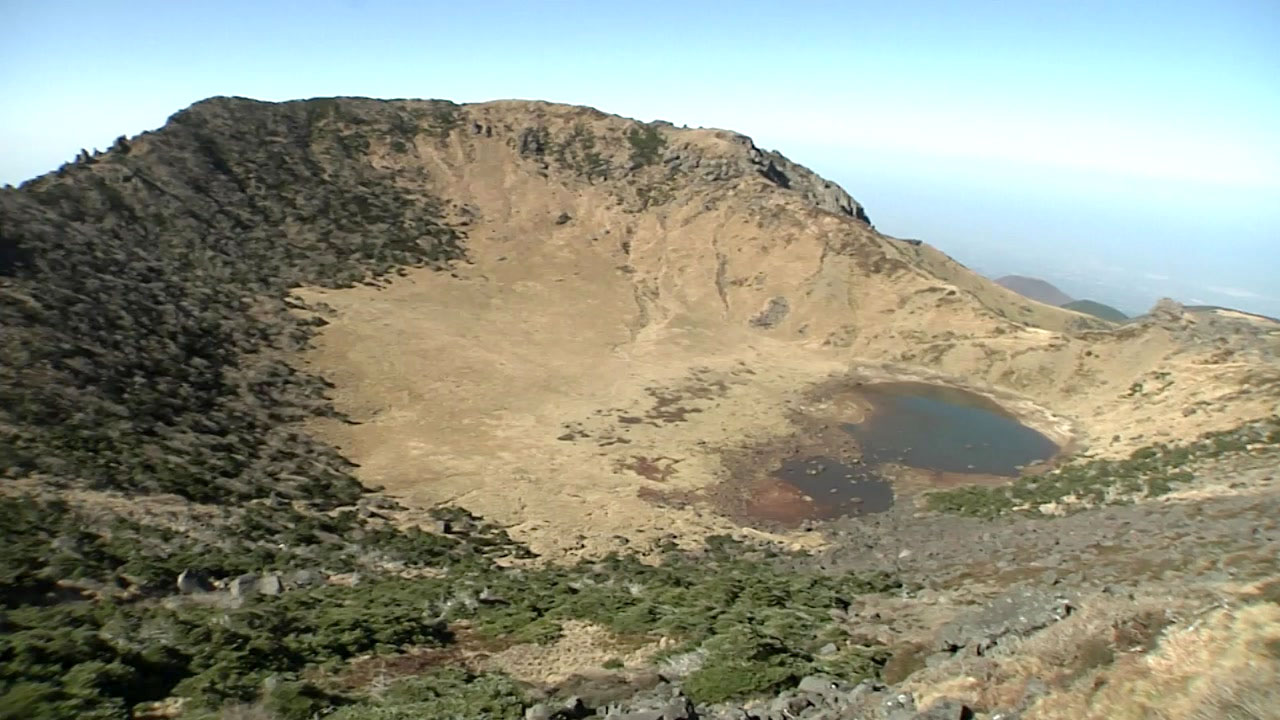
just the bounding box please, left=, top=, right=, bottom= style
left=294, top=101, right=1280, bottom=559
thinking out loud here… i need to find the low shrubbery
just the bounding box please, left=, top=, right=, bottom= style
left=927, top=416, right=1280, bottom=518
left=1, top=494, right=900, bottom=718
left=626, top=125, right=666, bottom=168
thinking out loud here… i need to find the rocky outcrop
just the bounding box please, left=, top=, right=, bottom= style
left=1146, top=297, right=1187, bottom=324
left=935, top=588, right=1074, bottom=656
left=751, top=146, right=872, bottom=225
left=559, top=681, right=979, bottom=720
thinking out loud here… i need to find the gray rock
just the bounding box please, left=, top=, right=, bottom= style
left=176, top=569, right=212, bottom=594
left=229, top=573, right=259, bottom=598
left=745, top=142, right=871, bottom=224
left=289, top=569, right=321, bottom=588
left=363, top=496, right=401, bottom=511
left=883, top=692, right=916, bottom=718
left=893, top=693, right=916, bottom=710
left=524, top=696, right=588, bottom=720
left=605, top=690, right=696, bottom=720
left=1148, top=298, right=1186, bottom=323
left=553, top=671, right=660, bottom=707
left=525, top=704, right=554, bottom=720
left=935, top=588, right=1074, bottom=655
left=749, top=297, right=790, bottom=329
left=614, top=711, right=663, bottom=720
left=797, top=675, right=845, bottom=695
left=664, top=696, right=697, bottom=719
left=768, top=694, right=812, bottom=716
left=259, top=573, right=283, bottom=596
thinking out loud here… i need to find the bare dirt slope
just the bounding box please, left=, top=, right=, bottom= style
left=295, top=99, right=1280, bottom=558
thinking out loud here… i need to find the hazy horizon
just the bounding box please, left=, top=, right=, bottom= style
left=3, top=0, right=1276, bottom=317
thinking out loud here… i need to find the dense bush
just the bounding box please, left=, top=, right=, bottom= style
left=327, top=668, right=529, bottom=720
left=626, top=124, right=666, bottom=168
left=1, top=97, right=463, bottom=508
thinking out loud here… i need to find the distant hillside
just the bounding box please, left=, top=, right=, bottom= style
left=1186, top=305, right=1280, bottom=325
left=995, top=274, right=1074, bottom=306
left=1063, top=299, right=1128, bottom=323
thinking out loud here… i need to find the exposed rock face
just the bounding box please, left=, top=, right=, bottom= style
left=1148, top=297, right=1187, bottom=323
left=747, top=142, right=871, bottom=224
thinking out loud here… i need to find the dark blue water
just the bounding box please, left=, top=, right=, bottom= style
left=772, top=456, right=894, bottom=518
left=842, top=382, right=1058, bottom=476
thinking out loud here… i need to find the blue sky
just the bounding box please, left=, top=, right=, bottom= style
left=3, top=0, right=1278, bottom=316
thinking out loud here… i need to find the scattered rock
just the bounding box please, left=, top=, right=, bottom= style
left=259, top=573, right=283, bottom=596
left=289, top=569, right=321, bottom=588
left=554, top=672, right=662, bottom=708
left=176, top=569, right=212, bottom=594
left=796, top=674, right=846, bottom=695
left=749, top=296, right=790, bottom=329
left=363, top=495, right=402, bottom=511
left=525, top=696, right=590, bottom=720
left=601, top=687, right=697, bottom=720
left=767, top=693, right=812, bottom=717
left=935, top=588, right=1074, bottom=655
left=228, top=573, right=259, bottom=598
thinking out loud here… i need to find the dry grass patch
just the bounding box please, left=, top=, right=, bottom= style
left=1027, top=601, right=1280, bottom=720
left=905, top=593, right=1191, bottom=713
left=478, top=620, right=663, bottom=685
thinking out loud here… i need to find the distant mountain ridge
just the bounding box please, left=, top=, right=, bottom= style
left=994, top=274, right=1132, bottom=323
left=994, top=275, right=1074, bottom=306
left=1063, top=299, right=1129, bottom=322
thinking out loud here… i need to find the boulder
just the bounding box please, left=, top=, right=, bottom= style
left=289, top=569, right=321, bottom=588
left=229, top=573, right=260, bottom=598
left=797, top=675, right=846, bottom=695
left=176, top=569, right=213, bottom=594
left=602, top=689, right=696, bottom=720
left=259, top=573, right=284, bottom=596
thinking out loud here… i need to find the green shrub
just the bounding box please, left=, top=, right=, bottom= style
left=327, top=668, right=527, bottom=720
left=626, top=125, right=666, bottom=168
left=682, top=632, right=806, bottom=704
